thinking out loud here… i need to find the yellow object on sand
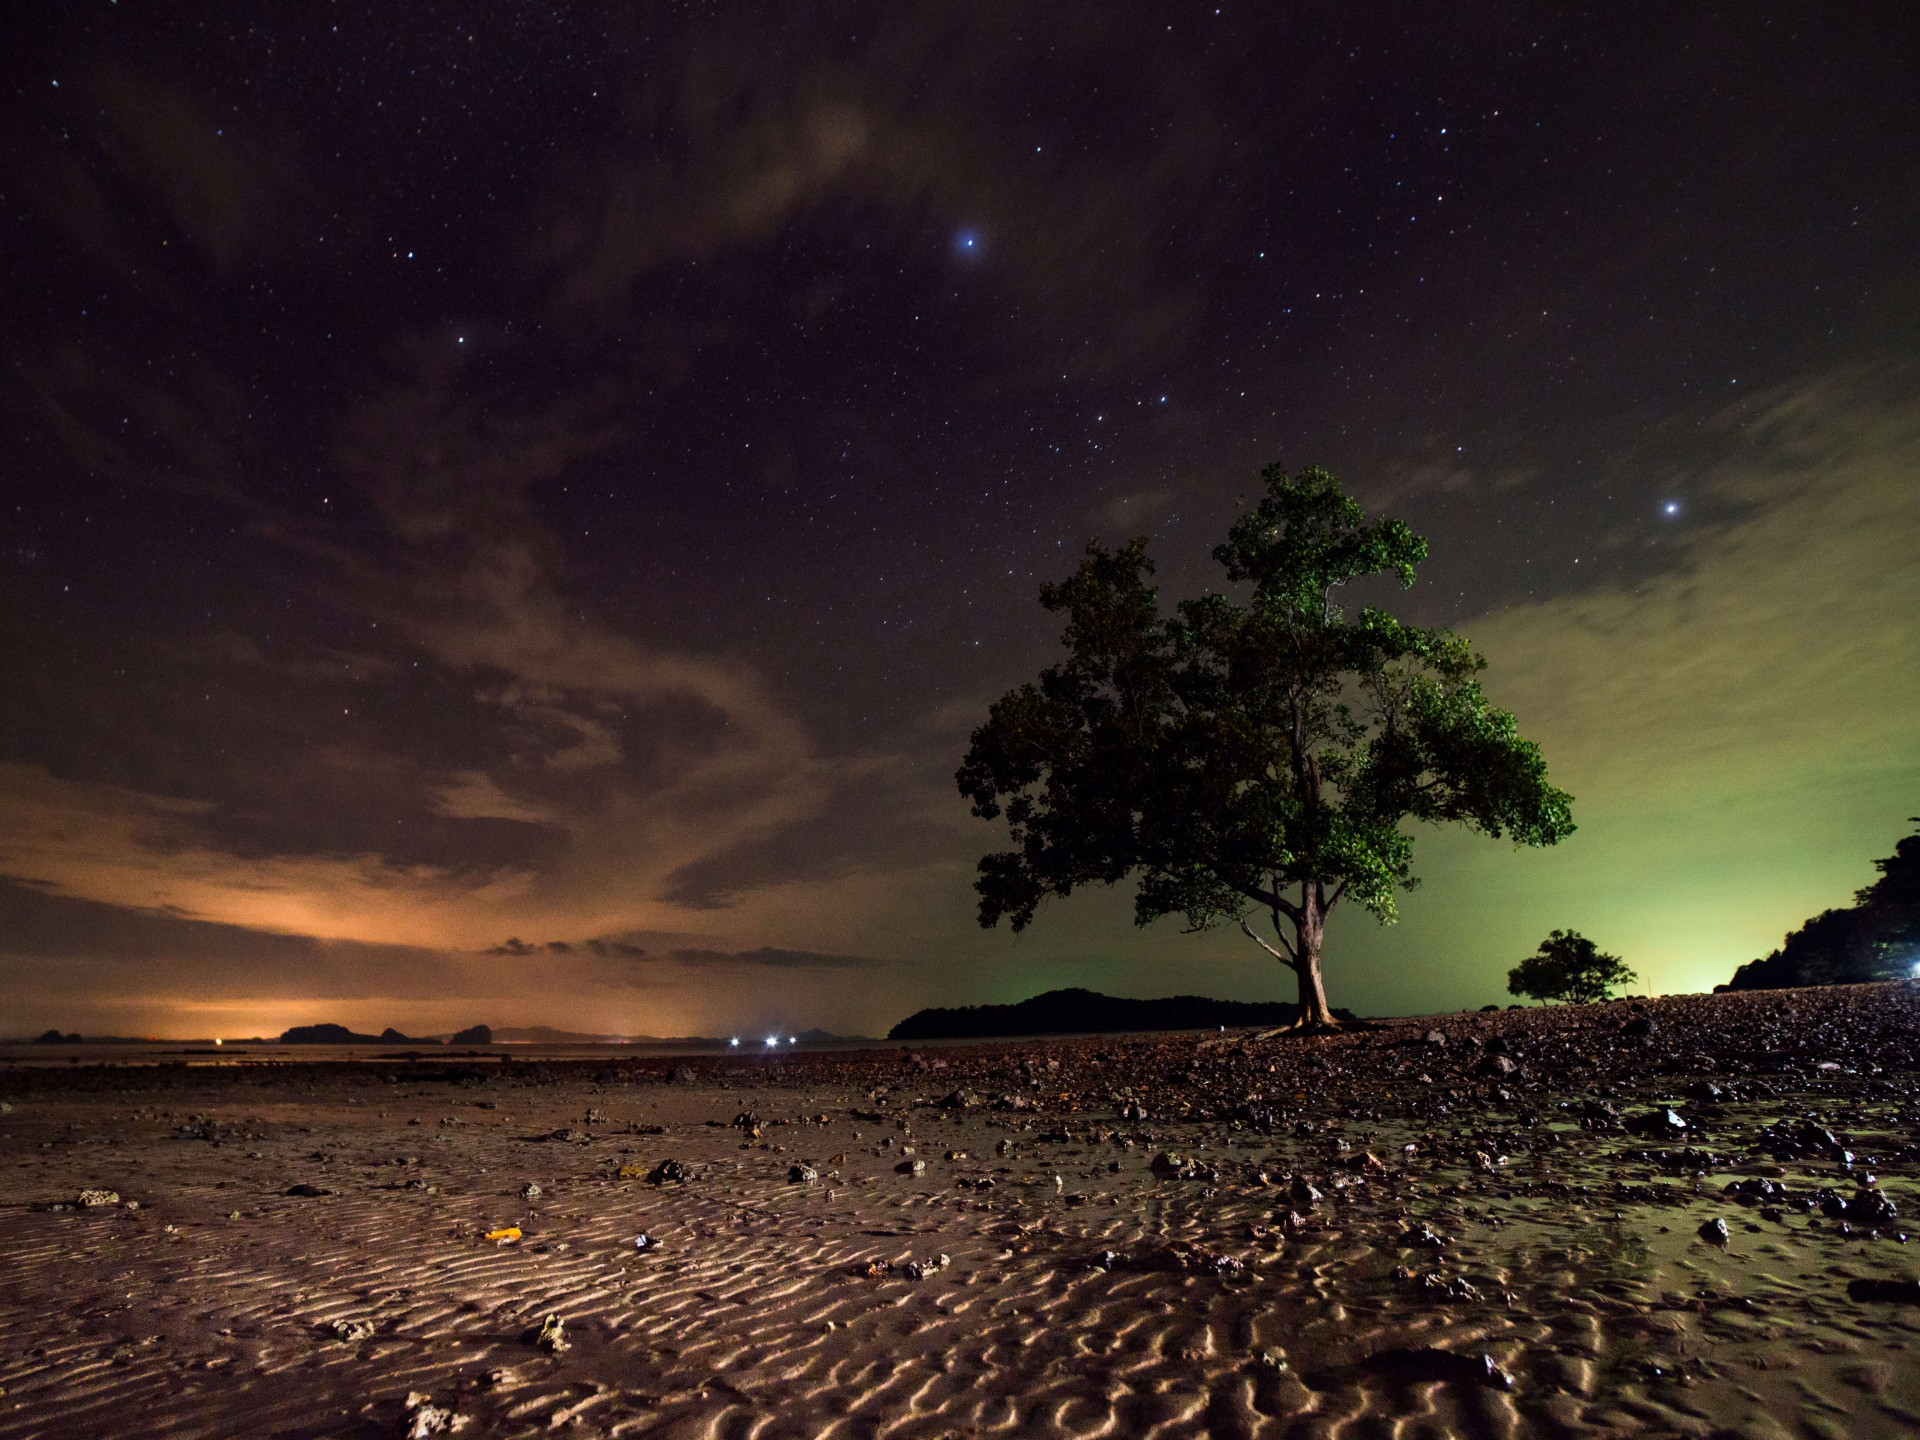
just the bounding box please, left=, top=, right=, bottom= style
left=484, top=1226, right=522, bottom=1243
left=617, top=1163, right=647, bottom=1179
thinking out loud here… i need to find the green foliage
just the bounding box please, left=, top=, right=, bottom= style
left=1507, top=929, right=1637, bottom=1004
left=1724, top=819, right=1920, bottom=990
left=956, top=464, right=1575, bottom=999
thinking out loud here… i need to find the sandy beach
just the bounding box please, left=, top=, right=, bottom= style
left=5, top=982, right=1920, bottom=1439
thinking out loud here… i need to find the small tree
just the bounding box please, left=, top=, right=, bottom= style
left=957, top=464, right=1575, bottom=1030
left=1507, top=929, right=1636, bottom=1004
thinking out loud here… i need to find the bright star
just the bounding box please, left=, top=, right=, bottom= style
left=1663, top=501, right=1680, bottom=517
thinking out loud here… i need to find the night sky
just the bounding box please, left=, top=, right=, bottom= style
left=4, top=4, right=1917, bottom=1040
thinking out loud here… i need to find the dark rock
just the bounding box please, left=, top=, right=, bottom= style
left=895, top=1157, right=926, bottom=1176
left=646, top=1159, right=688, bottom=1185
left=1626, top=1108, right=1687, bottom=1138
left=788, top=1163, right=819, bottom=1185
left=1698, top=1217, right=1731, bottom=1247
left=1849, top=1278, right=1920, bottom=1304
left=284, top=1183, right=334, bottom=1197
left=1847, top=1189, right=1899, bottom=1226
left=1621, top=1016, right=1656, bottom=1038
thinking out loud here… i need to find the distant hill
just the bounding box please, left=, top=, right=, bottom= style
left=1721, top=824, right=1919, bottom=991
left=888, top=987, right=1354, bottom=1040
left=279, top=1023, right=382, bottom=1044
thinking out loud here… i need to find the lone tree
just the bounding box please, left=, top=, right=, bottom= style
left=957, top=465, right=1575, bottom=1030
left=1507, top=929, right=1636, bottom=1004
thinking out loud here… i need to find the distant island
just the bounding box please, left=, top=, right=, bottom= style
left=888, top=987, right=1356, bottom=1040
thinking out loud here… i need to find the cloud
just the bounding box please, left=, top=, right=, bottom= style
left=432, top=772, right=563, bottom=826
left=1099, top=488, right=1176, bottom=531
left=537, top=14, right=1220, bottom=381
left=15, top=68, right=313, bottom=284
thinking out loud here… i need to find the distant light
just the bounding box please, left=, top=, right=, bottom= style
left=1911, top=958, right=1920, bottom=979
left=955, top=230, right=980, bottom=255
left=765, top=1035, right=778, bottom=1047
left=1662, top=501, right=1681, bottom=517
left=788, top=1036, right=797, bottom=1045
left=213, top=1038, right=223, bottom=1046
left=729, top=1037, right=739, bottom=1047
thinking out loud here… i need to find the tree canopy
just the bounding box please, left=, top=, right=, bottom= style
left=1507, top=929, right=1637, bottom=1004
left=957, top=464, right=1575, bottom=1028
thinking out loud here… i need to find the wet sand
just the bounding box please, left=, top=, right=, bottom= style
left=4, top=982, right=1920, bottom=1439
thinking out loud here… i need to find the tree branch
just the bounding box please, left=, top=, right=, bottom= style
left=1232, top=880, right=1299, bottom=922
left=1240, top=916, right=1298, bottom=968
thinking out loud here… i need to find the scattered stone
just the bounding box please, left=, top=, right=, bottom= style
left=1120, top=1240, right=1247, bottom=1277
left=532, top=1314, right=569, bottom=1353
left=895, top=1157, right=926, bottom=1176
left=788, top=1163, right=819, bottom=1184
left=520, top=1182, right=542, bottom=1200
left=285, top=1183, right=334, bottom=1198
left=1422, top=1030, right=1447, bottom=1046
left=633, top=1232, right=655, bottom=1252
left=904, top=1253, right=950, bottom=1280
left=1621, top=1016, right=1656, bottom=1038
left=1363, top=1347, right=1514, bottom=1390
left=1417, top=1272, right=1482, bottom=1302
left=331, top=1318, right=376, bottom=1342
left=76, top=1188, right=120, bottom=1208
left=1401, top=1223, right=1451, bottom=1250
left=646, top=1159, right=688, bottom=1185
left=406, top=1400, right=464, bottom=1437
left=1698, top=1217, right=1731, bottom=1247
left=1289, top=1176, right=1324, bottom=1210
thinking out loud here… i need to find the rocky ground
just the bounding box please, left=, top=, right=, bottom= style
left=4, top=982, right=1920, bottom=1438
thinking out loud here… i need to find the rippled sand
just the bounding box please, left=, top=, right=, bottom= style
left=5, top=985, right=1920, bottom=1438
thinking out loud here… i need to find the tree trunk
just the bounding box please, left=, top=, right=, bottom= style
left=1286, top=887, right=1340, bottom=1030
